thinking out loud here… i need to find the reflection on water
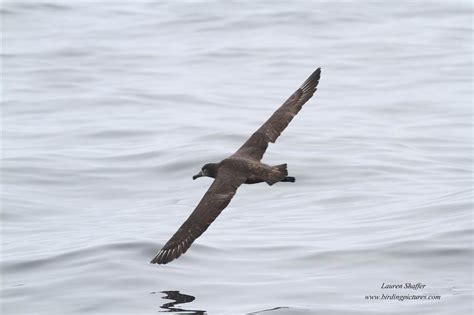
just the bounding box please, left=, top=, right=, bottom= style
left=157, top=290, right=206, bottom=314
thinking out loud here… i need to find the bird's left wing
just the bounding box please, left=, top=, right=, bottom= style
left=234, top=68, right=321, bottom=161
left=150, top=168, right=246, bottom=264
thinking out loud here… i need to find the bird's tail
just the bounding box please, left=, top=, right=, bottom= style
left=265, top=163, right=288, bottom=185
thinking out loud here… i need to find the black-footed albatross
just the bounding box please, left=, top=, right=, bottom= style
left=151, top=68, right=321, bottom=264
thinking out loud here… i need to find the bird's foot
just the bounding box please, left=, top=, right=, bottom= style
left=281, top=176, right=295, bottom=183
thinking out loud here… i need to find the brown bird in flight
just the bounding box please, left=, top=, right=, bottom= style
left=151, top=68, right=321, bottom=264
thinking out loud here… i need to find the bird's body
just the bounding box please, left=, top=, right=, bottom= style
left=224, top=156, right=287, bottom=184
left=151, top=68, right=321, bottom=264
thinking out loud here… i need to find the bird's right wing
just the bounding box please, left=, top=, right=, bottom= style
left=150, top=168, right=246, bottom=264
left=235, top=68, right=321, bottom=161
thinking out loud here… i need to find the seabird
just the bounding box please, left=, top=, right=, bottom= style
left=151, top=68, right=321, bottom=264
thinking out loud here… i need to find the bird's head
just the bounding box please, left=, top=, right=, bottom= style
left=193, top=163, right=219, bottom=180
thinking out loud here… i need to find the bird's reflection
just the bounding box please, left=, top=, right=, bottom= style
left=156, top=290, right=206, bottom=314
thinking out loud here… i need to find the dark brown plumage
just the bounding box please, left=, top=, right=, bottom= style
left=150, top=68, right=321, bottom=264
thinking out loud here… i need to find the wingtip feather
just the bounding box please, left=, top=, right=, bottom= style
left=150, top=249, right=171, bottom=265
left=150, top=244, right=188, bottom=264
left=300, top=67, right=321, bottom=91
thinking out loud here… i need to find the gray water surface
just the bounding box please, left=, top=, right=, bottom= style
left=2, top=1, right=473, bottom=314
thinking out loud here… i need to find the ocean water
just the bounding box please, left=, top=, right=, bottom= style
left=2, top=1, right=473, bottom=314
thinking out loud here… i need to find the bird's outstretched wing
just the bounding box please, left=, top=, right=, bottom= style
left=150, top=168, right=246, bottom=264
left=235, top=68, right=321, bottom=161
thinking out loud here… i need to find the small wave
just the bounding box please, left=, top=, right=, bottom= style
left=247, top=306, right=376, bottom=315
left=1, top=240, right=157, bottom=274
left=1, top=240, right=225, bottom=275
left=92, top=149, right=166, bottom=162
left=0, top=7, right=16, bottom=16
left=247, top=306, right=290, bottom=314
left=84, top=129, right=153, bottom=139
left=3, top=1, right=72, bottom=13
left=298, top=241, right=474, bottom=266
